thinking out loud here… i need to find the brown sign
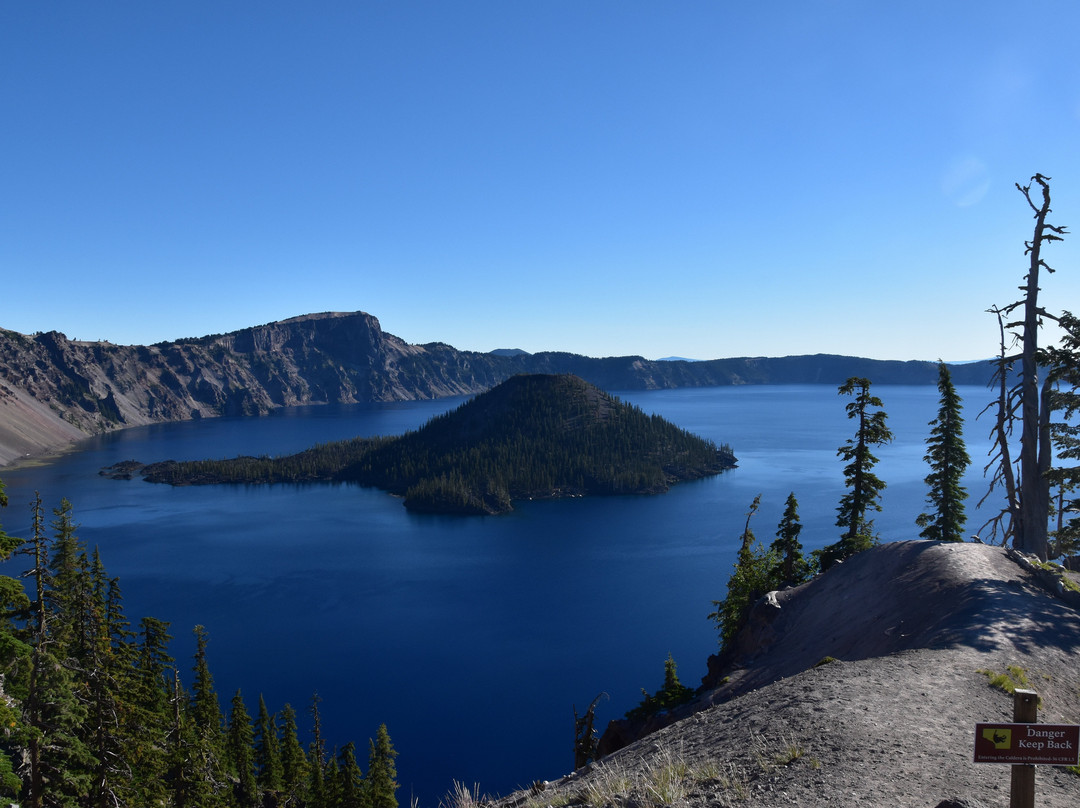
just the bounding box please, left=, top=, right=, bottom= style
left=974, top=723, right=1080, bottom=766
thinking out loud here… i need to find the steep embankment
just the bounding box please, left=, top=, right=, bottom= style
left=499, top=542, right=1080, bottom=808
left=0, top=310, right=994, bottom=466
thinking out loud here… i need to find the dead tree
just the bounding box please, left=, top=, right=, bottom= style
left=983, top=174, right=1067, bottom=560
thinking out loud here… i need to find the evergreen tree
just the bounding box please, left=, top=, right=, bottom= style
left=366, top=724, right=399, bottom=808
left=181, top=624, right=228, bottom=806
left=625, top=653, right=695, bottom=720
left=0, top=481, right=27, bottom=799
left=255, top=694, right=284, bottom=798
left=85, top=550, right=139, bottom=808
left=46, top=498, right=88, bottom=658
left=1046, top=310, right=1080, bottom=556
left=708, top=496, right=779, bottom=651
left=0, top=478, right=16, bottom=556
left=336, top=742, right=366, bottom=808
left=279, top=702, right=310, bottom=805
left=20, top=495, right=95, bottom=808
left=323, top=753, right=343, bottom=808
left=821, top=377, right=893, bottom=568
left=309, top=692, right=327, bottom=808
left=916, top=362, right=971, bottom=542
left=227, top=690, right=259, bottom=808
left=770, top=492, right=811, bottom=585
left=130, top=616, right=174, bottom=806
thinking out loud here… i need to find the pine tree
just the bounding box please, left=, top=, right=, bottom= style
left=85, top=550, right=139, bottom=808
left=255, top=694, right=284, bottom=798
left=309, top=691, right=328, bottom=807
left=0, top=477, right=20, bottom=565
left=770, top=492, right=811, bottom=585
left=916, top=362, right=971, bottom=542
left=227, top=690, right=259, bottom=808
left=129, top=616, right=174, bottom=806
left=708, top=495, right=779, bottom=651
left=323, top=753, right=343, bottom=808
left=279, top=702, right=310, bottom=805
left=821, top=377, right=893, bottom=568
left=366, top=724, right=399, bottom=808
left=336, top=742, right=366, bottom=808
left=0, top=480, right=27, bottom=799
left=20, top=495, right=95, bottom=808
left=46, top=498, right=88, bottom=658
left=181, top=624, right=228, bottom=807
left=1046, top=310, right=1080, bottom=556
left=625, top=654, right=695, bottom=720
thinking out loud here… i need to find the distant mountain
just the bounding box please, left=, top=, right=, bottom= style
left=0, top=310, right=995, bottom=466
left=128, top=374, right=735, bottom=514
left=488, top=348, right=530, bottom=357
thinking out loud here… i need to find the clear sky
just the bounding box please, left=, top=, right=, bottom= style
left=3, top=2, right=1079, bottom=362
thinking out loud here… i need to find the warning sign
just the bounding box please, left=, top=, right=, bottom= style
left=974, top=723, right=1080, bottom=766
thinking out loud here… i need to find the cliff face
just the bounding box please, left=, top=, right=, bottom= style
left=0, top=310, right=994, bottom=466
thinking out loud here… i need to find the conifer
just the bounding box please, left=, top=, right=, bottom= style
left=130, top=616, right=174, bottom=805
left=228, top=690, right=259, bottom=808
left=709, top=495, right=779, bottom=650
left=279, top=702, right=310, bottom=804
left=181, top=625, right=228, bottom=806
left=337, top=741, right=367, bottom=808
left=255, top=694, right=284, bottom=796
left=821, top=377, right=893, bottom=568
left=770, top=492, right=811, bottom=585
left=917, top=362, right=971, bottom=542
left=366, top=723, right=399, bottom=808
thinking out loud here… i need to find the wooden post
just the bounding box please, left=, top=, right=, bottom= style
left=1011, top=689, right=1039, bottom=808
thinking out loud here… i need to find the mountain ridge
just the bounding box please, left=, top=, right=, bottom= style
left=0, top=310, right=993, bottom=467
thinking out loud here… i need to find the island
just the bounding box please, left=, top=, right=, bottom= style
left=108, top=374, right=736, bottom=514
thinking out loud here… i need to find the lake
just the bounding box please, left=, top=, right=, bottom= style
left=0, top=383, right=1002, bottom=803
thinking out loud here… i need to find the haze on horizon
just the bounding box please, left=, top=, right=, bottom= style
left=2, top=2, right=1079, bottom=363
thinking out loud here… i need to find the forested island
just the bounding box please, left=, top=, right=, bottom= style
left=111, top=374, right=735, bottom=515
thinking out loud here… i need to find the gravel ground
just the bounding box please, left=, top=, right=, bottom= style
left=495, top=542, right=1080, bottom=808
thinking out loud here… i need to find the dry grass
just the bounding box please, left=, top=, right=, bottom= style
left=440, top=781, right=490, bottom=808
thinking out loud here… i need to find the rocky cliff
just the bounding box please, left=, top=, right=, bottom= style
left=0, top=310, right=994, bottom=466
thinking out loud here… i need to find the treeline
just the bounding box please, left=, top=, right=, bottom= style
left=0, top=488, right=399, bottom=808
left=139, top=374, right=736, bottom=515
left=141, top=436, right=391, bottom=486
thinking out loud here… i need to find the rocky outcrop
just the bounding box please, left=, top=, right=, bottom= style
left=0, top=310, right=995, bottom=466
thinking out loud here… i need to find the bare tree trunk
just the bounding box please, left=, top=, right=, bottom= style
left=980, top=307, right=1019, bottom=543
left=1016, top=175, right=1056, bottom=559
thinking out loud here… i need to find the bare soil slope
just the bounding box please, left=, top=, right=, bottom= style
left=500, top=542, right=1080, bottom=808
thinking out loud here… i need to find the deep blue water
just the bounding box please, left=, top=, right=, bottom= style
left=0, top=384, right=1000, bottom=803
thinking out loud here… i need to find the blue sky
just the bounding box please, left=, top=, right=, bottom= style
left=2, top=2, right=1079, bottom=361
